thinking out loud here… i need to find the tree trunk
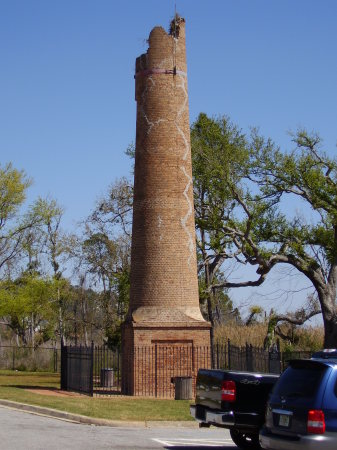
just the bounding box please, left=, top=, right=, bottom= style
left=81, top=297, right=89, bottom=347
left=323, top=314, right=337, bottom=348
left=206, top=295, right=215, bottom=365
left=31, top=313, right=35, bottom=348
left=204, top=263, right=215, bottom=367
left=318, top=285, right=337, bottom=348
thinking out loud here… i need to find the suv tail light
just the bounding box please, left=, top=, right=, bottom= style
left=307, top=410, right=325, bottom=434
left=221, top=380, right=236, bottom=402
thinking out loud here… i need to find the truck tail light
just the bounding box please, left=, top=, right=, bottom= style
left=307, top=410, right=325, bottom=434
left=221, top=380, right=236, bottom=402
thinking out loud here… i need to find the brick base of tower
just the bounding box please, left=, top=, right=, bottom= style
left=121, top=321, right=211, bottom=396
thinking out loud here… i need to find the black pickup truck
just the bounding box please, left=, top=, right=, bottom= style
left=190, top=368, right=279, bottom=450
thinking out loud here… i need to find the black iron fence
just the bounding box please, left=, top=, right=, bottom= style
left=61, top=343, right=121, bottom=396
left=60, top=341, right=314, bottom=398
left=215, top=342, right=282, bottom=374
left=0, top=345, right=60, bottom=372
left=93, top=345, right=121, bottom=394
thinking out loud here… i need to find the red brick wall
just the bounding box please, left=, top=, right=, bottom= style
left=122, top=322, right=211, bottom=397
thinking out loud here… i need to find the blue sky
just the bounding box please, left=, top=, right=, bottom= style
left=1, top=0, right=336, bottom=317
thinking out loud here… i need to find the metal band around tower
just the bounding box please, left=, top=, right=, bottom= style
left=135, top=68, right=187, bottom=78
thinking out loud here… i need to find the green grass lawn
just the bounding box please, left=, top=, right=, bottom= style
left=0, top=371, right=193, bottom=421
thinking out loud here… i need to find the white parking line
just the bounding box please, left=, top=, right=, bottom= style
left=152, top=438, right=233, bottom=447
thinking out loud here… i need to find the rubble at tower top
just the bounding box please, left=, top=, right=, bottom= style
left=169, top=14, right=185, bottom=37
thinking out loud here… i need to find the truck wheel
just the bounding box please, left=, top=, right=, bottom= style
left=229, top=429, right=261, bottom=450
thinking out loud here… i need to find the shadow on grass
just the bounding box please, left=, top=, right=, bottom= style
left=7, top=385, right=124, bottom=397
left=93, top=389, right=122, bottom=396
left=5, top=385, right=60, bottom=390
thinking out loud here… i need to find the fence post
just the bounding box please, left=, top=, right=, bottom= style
left=60, top=341, right=68, bottom=390
left=248, top=344, right=254, bottom=372
left=54, top=348, right=57, bottom=373
left=278, top=339, right=283, bottom=372
left=228, top=339, right=231, bottom=370
left=117, top=348, right=120, bottom=388
left=268, top=344, right=281, bottom=374
left=155, top=344, right=158, bottom=398
left=89, top=341, right=94, bottom=396
left=245, top=343, right=248, bottom=371
left=12, top=347, right=15, bottom=370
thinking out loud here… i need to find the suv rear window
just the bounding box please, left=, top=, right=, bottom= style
left=273, top=361, right=327, bottom=398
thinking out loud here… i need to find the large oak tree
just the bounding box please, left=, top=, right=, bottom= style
left=191, top=113, right=337, bottom=347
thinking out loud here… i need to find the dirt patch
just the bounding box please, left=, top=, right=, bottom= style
left=25, top=388, right=82, bottom=397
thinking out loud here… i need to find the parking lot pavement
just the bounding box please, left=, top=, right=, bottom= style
left=152, top=437, right=234, bottom=447
left=0, top=405, right=236, bottom=449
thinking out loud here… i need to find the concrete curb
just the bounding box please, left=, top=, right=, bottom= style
left=0, top=399, right=198, bottom=428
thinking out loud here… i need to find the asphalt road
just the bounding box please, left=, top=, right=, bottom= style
left=0, top=406, right=237, bottom=450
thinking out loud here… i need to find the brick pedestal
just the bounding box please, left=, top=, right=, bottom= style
left=122, top=321, right=211, bottom=396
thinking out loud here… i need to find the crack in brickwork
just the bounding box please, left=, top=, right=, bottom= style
left=180, top=165, right=194, bottom=265
left=158, top=215, right=163, bottom=241
left=174, top=73, right=195, bottom=266
left=176, top=76, right=188, bottom=124
left=140, top=75, right=167, bottom=137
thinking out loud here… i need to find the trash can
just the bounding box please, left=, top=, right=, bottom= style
left=100, top=368, right=114, bottom=388
left=172, top=376, right=193, bottom=400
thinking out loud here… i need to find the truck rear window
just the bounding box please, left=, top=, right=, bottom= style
left=273, top=363, right=327, bottom=399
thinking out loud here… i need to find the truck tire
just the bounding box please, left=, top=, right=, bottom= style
left=230, top=429, right=261, bottom=450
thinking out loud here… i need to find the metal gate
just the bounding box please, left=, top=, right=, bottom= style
left=61, top=343, right=93, bottom=396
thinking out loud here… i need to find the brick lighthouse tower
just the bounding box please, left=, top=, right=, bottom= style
left=122, top=17, right=211, bottom=396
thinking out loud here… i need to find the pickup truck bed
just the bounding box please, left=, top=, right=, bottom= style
left=191, top=368, right=279, bottom=449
